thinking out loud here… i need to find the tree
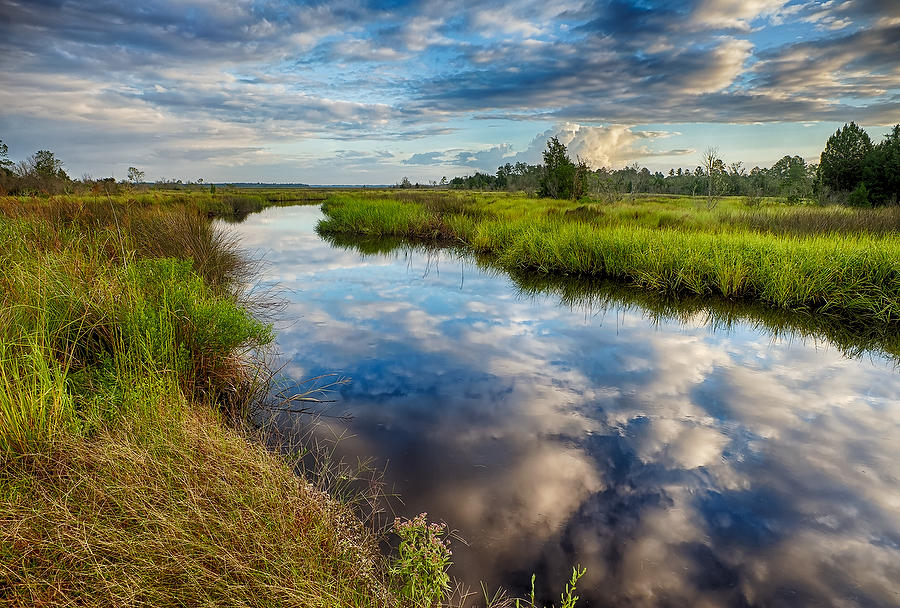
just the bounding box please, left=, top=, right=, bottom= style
left=819, top=122, right=873, bottom=193
left=495, top=163, right=512, bottom=189
left=31, top=149, right=67, bottom=180
left=573, top=156, right=591, bottom=199
left=770, top=155, right=810, bottom=203
left=701, top=147, right=724, bottom=208
left=15, top=149, right=70, bottom=193
left=0, top=139, right=12, bottom=173
left=848, top=182, right=870, bottom=207
left=540, top=137, right=576, bottom=199
left=863, top=124, right=900, bottom=206
left=127, top=166, right=145, bottom=184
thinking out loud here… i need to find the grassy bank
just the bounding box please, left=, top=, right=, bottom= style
left=324, top=231, right=900, bottom=361
left=0, top=195, right=407, bottom=606
left=318, top=191, right=900, bottom=325
left=0, top=186, right=334, bottom=224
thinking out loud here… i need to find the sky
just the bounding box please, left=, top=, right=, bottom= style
left=0, top=0, right=898, bottom=184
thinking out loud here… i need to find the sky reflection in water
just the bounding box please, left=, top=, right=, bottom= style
left=226, top=206, right=900, bottom=607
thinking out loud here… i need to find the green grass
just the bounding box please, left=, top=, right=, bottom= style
left=0, top=186, right=333, bottom=225
left=318, top=191, right=900, bottom=325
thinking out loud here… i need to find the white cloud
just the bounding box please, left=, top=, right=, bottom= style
left=523, top=123, right=691, bottom=169
left=691, top=0, right=790, bottom=30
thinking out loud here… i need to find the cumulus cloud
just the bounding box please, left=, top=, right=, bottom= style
left=425, top=123, right=693, bottom=172
left=523, top=123, right=693, bottom=168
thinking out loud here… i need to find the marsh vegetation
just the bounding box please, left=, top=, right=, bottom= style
left=0, top=193, right=473, bottom=607
left=318, top=190, right=900, bottom=328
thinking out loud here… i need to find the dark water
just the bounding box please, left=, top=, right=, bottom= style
left=227, top=206, right=900, bottom=607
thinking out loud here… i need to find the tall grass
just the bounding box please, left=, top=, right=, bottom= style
left=0, top=408, right=396, bottom=607
left=318, top=192, right=900, bottom=325
left=0, top=207, right=273, bottom=460
left=0, top=196, right=409, bottom=607
left=0, top=185, right=331, bottom=226
left=0, top=337, right=74, bottom=456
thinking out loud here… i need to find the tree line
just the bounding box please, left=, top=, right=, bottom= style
left=0, top=142, right=155, bottom=196
left=442, top=122, right=900, bottom=207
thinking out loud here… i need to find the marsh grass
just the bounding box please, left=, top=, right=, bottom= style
left=0, top=194, right=418, bottom=607
left=0, top=186, right=331, bottom=228
left=0, top=408, right=396, bottom=607
left=0, top=205, right=273, bottom=458
left=730, top=206, right=900, bottom=236
left=318, top=192, right=900, bottom=325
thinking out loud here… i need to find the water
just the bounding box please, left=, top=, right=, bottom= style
left=226, top=205, right=900, bottom=607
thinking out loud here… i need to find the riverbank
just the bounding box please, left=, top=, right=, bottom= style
left=317, top=191, right=900, bottom=326
left=0, top=194, right=401, bottom=606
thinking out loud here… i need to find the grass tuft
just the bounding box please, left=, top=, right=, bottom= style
left=0, top=409, right=395, bottom=607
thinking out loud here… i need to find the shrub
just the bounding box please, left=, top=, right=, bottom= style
left=389, top=513, right=452, bottom=607
left=848, top=182, right=870, bottom=208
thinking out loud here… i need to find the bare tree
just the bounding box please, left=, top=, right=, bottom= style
left=702, top=147, right=722, bottom=209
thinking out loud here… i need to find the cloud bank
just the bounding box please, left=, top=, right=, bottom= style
left=1, top=0, right=898, bottom=180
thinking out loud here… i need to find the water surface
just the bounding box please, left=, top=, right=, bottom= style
left=227, top=205, right=900, bottom=607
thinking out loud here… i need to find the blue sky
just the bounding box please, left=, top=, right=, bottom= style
left=1, top=0, right=898, bottom=184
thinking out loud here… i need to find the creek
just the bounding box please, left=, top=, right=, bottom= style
left=227, top=205, right=900, bottom=606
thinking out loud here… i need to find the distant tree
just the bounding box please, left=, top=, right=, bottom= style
left=594, top=167, right=623, bottom=202
left=819, top=122, right=873, bottom=193
left=399, top=176, right=412, bottom=189
left=509, top=162, right=542, bottom=195
left=701, top=147, right=724, bottom=208
left=726, top=161, right=747, bottom=196
left=573, top=156, right=591, bottom=199
left=0, top=140, right=12, bottom=194
left=127, top=166, right=145, bottom=184
left=540, top=137, right=576, bottom=198
left=770, top=155, right=810, bottom=203
left=495, top=163, right=511, bottom=189
left=15, top=149, right=70, bottom=193
left=848, top=182, right=870, bottom=207
left=0, top=139, right=12, bottom=173
left=31, top=150, right=67, bottom=180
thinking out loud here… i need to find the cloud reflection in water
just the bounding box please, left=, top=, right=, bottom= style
left=228, top=206, right=900, bottom=606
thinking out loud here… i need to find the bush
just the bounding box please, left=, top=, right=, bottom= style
left=848, top=182, right=870, bottom=208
